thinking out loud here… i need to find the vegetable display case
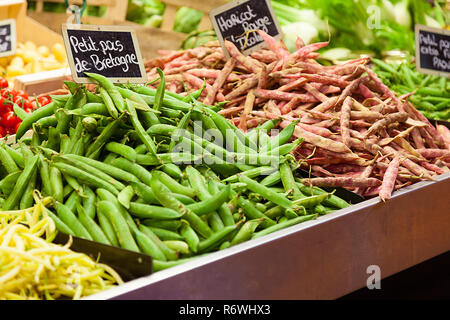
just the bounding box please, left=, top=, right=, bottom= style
left=88, top=171, right=450, bottom=299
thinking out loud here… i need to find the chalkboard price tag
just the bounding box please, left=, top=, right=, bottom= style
left=209, top=0, right=283, bottom=58
left=415, top=24, right=450, bottom=78
left=62, top=24, right=147, bottom=84
left=0, top=19, right=16, bottom=58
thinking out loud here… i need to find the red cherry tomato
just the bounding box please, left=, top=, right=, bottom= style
left=15, top=90, right=28, bottom=100
left=0, top=97, right=12, bottom=114
left=38, top=96, right=51, bottom=106
left=0, top=88, right=9, bottom=97
left=13, top=96, right=27, bottom=108
left=1, top=111, right=20, bottom=129
left=0, top=78, right=8, bottom=89
left=13, top=121, right=21, bottom=133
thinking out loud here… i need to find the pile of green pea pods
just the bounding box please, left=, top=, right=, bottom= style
left=0, top=71, right=350, bottom=271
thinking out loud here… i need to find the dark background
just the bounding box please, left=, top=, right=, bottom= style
left=341, top=251, right=450, bottom=300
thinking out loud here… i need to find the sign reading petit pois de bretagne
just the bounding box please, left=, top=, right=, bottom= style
left=209, top=0, right=283, bottom=58
left=0, top=19, right=16, bottom=58
left=62, top=24, right=147, bottom=84
left=415, top=24, right=450, bottom=78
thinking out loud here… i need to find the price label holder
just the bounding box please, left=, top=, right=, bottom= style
left=209, top=0, right=283, bottom=58
left=61, top=24, right=147, bottom=84
left=0, top=19, right=16, bottom=58
left=415, top=24, right=450, bottom=78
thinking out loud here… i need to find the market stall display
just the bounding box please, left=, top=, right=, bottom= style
left=0, top=0, right=448, bottom=301
left=3, top=72, right=354, bottom=274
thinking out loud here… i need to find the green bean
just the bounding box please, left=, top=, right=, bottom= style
left=207, top=180, right=235, bottom=226
left=53, top=162, right=119, bottom=196
left=97, top=200, right=139, bottom=251
left=97, top=209, right=120, bottom=247
left=371, top=58, right=398, bottom=74
left=55, top=202, right=92, bottom=240
left=252, top=214, right=317, bottom=239
left=76, top=203, right=111, bottom=245
left=198, top=225, right=236, bottom=252
left=0, top=145, right=20, bottom=174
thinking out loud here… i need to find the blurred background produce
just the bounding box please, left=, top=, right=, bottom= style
left=0, top=41, right=67, bottom=84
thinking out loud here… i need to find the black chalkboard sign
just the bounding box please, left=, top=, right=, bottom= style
left=0, top=19, right=16, bottom=58
left=62, top=24, right=147, bottom=84
left=210, top=0, right=283, bottom=57
left=415, top=24, right=450, bottom=78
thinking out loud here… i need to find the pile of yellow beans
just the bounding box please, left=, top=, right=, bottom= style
left=0, top=41, right=68, bottom=85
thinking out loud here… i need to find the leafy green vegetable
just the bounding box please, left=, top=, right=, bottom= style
left=173, top=7, right=204, bottom=34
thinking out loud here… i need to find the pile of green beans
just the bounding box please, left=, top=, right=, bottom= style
left=1, top=71, right=351, bottom=272
left=371, top=59, right=449, bottom=121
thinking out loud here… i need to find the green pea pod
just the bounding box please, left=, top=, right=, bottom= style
left=0, top=171, right=21, bottom=196
left=151, top=171, right=213, bottom=238
left=139, top=224, right=178, bottom=261
left=55, top=202, right=93, bottom=241
left=126, top=99, right=158, bottom=156
left=252, top=214, right=317, bottom=239
left=45, top=208, right=76, bottom=236
left=85, top=117, right=122, bottom=158
left=97, top=209, right=120, bottom=247
left=16, top=100, right=62, bottom=140
left=186, top=185, right=230, bottom=216
left=259, top=120, right=299, bottom=153
left=198, top=225, right=236, bottom=253
left=85, top=72, right=125, bottom=112
left=76, top=203, right=111, bottom=245
left=230, top=218, right=265, bottom=246
left=97, top=200, right=139, bottom=252
left=0, top=145, right=20, bottom=174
